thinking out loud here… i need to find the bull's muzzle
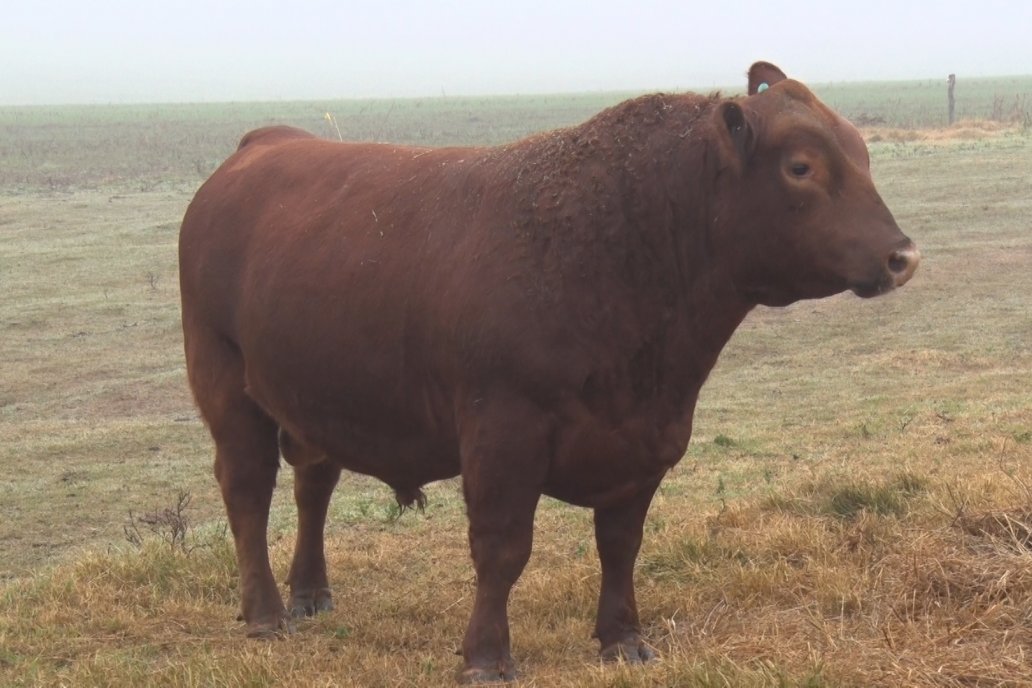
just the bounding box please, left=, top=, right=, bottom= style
left=887, top=244, right=921, bottom=288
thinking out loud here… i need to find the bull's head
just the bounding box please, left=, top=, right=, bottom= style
left=714, top=62, right=919, bottom=306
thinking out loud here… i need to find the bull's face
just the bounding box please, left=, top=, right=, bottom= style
left=714, top=63, right=919, bottom=307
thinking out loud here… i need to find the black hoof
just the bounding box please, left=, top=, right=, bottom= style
left=457, top=663, right=517, bottom=684
left=245, top=615, right=296, bottom=639
left=600, top=636, right=657, bottom=664
left=289, top=587, right=334, bottom=618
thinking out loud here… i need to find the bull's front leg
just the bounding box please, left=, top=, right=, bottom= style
left=460, top=492, right=539, bottom=683
left=456, top=393, right=549, bottom=684
left=593, top=478, right=662, bottom=663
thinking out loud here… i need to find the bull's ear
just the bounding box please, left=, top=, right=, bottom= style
left=718, top=101, right=754, bottom=166
left=748, top=61, right=787, bottom=95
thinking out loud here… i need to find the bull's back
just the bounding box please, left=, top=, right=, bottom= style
left=181, top=131, right=480, bottom=340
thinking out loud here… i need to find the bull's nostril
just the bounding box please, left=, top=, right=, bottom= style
left=888, top=252, right=909, bottom=274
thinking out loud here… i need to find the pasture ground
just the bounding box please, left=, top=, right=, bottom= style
left=1, top=77, right=1031, bottom=686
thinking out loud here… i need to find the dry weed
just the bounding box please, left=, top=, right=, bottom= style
left=863, top=119, right=1021, bottom=144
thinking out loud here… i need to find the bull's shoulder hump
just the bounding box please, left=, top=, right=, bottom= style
left=237, top=126, right=317, bottom=150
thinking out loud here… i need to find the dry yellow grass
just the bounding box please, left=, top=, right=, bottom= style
left=3, top=455, right=1032, bottom=686
left=1, top=118, right=1030, bottom=686
left=864, top=119, right=1022, bottom=144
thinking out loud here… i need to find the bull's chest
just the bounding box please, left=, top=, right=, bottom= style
left=542, top=401, right=696, bottom=508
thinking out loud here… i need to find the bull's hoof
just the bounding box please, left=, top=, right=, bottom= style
left=244, top=615, right=296, bottom=639
left=600, top=636, right=657, bottom=664
left=289, top=587, right=334, bottom=618
left=457, top=663, right=517, bottom=685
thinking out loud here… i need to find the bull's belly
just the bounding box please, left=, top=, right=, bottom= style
left=271, top=405, right=686, bottom=510
left=246, top=359, right=694, bottom=509
left=247, top=379, right=463, bottom=491
left=285, top=414, right=462, bottom=489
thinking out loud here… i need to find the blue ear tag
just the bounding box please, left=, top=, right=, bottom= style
left=757, top=82, right=769, bottom=93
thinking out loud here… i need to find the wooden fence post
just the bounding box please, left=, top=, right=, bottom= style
left=948, top=74, right=956, bottom=125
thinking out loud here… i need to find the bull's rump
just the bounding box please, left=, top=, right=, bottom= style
left=180, top=137, right=505, bottom=484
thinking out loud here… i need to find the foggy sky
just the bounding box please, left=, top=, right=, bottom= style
left=3, top=0, right=1030, bottom=105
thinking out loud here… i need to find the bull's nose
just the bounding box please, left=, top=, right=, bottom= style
left=887, top=245, right=920, bottom=287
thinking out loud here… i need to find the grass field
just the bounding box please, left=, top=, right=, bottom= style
left=1, top=74, right=1029, bottom=193
left=1, top=76, right=1031, bottom=686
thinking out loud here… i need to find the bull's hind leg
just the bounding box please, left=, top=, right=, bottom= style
left=593, top=478, right=662, bottom=663
left=185, top=330, right=289, bottom=637
left=280, top=430, right=341, bottom=618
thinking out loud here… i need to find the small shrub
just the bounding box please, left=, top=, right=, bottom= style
left=123, top=491, right=214, bottom=553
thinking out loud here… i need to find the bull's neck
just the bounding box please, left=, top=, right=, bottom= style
left=511, top=95, right=755, bottom=387
left=583, top=97, right=754, bottom=351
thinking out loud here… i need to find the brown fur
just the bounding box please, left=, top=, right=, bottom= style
left=179, top=62, right=918, bottom=681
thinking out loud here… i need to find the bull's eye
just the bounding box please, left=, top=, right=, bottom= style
left=789, top=162, right=811, bottom=178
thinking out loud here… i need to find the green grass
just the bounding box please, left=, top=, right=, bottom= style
left=763, top=473, right=929, bottom=520
left=1, top=81, right=1031, bottom=685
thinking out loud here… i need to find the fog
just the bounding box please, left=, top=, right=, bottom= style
left=3, top=0, right=1030, bottom=105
